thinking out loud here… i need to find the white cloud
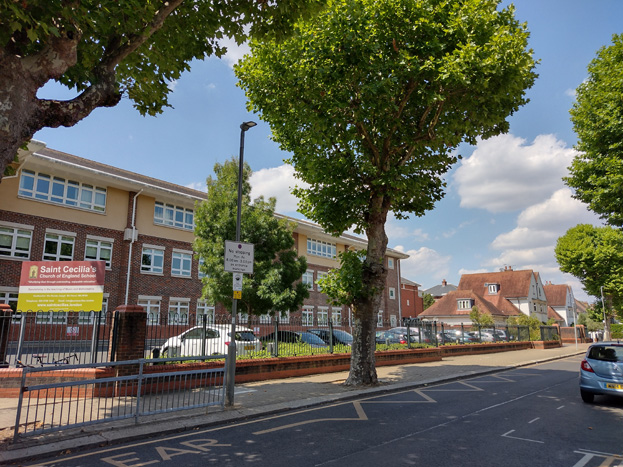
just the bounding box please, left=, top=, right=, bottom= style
left=386, top=214, right=429, bottom=242
left=454, top=134, right=578, bottom=213
left=220, top=37, right=251, bottom=68
left=393, top=245, right=451, bottom=286
left=185, top=181, right=207, bottom=192
left=250, top=164, right=308, bottom=214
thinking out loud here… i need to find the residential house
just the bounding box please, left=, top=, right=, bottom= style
left=400, top=278, right=424, bottom=321
left=0, top=143, right=408, bottom=330
left=543, top=282, right=577, bottom=326
left=423, top=279, right=457, bottom=301
left=419, top=266, right=548, bottom=325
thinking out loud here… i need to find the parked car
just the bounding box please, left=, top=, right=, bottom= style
left=376, top=330, right=403, bottom=345
left=437, top=330, right=461, bottom=344
left=261, top=331, right=328, bottom=348
left=579, top=342, right=623, bottom=403
left=388, top=326, right=433, bottom=344
left=308, top=329, right=353, bottom=346
left=159, top=325, right=262, bottom=357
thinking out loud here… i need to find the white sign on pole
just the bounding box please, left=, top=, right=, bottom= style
left=224, top=241, right=254, bottom=274
left=233, top=272, right=243, bottom=291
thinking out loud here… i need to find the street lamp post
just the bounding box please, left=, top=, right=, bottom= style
left=601, top=285, right=610, bottom=341
left=225, top=121, right=256, bottom=407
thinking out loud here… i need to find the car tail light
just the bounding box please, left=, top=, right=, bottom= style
left=225, top=341, right=230, bottom=346
left=581, top=359, right=594, bottom=373
left=400, top=339, right=407, bottom=344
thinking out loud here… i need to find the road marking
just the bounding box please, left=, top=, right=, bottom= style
left=253, top=401, right=368, bottom=435
left=573, top=449, right=623, bottom=467
left=528, top=417, right=540, bottom=424
left=501, top=429, right=544, bottom=444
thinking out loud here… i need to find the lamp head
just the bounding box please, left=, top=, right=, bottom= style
left=240, top=121, right=257, bottom=131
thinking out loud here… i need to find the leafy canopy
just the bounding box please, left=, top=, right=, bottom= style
left=555, top=224, right=623, bottom=314
left=469, top=306, right=494, bottom=327
left=236, top=0, right=537, bottom=236
left=194, top=158, right=309, bottom=316
left=566, top=34, right=623, bottom=226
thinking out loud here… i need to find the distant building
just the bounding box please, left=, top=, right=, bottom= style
left=543, top=282, right=576, bottom=325
left=400, top=278, right=423, bottom=320
left=423, top=279, right=457, bottom=300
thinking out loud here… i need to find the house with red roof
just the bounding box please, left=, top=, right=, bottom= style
left=544, top=282, right=577, bottom=326
left=419, top=266, right=548, bottom=325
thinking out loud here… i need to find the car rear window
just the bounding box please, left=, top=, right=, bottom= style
left=588, top=345, right=623, bottom=362
left=235, top=331, right=257, bottom=341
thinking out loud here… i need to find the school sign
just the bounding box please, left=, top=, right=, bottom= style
left=16, top=261, right=105, bottom=312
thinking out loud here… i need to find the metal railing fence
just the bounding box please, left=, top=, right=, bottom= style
left=14, top=356, right=226, bottom=442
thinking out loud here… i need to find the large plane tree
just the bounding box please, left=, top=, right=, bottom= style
left=236, top=0, right=537, bottom=386
left=0, top=0, right=324, bottom=179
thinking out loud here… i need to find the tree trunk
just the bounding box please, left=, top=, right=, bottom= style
left=345, top=194, right=390, bottom=386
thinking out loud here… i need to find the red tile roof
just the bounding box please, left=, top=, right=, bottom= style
left=543, top=284, right=569, bottom=307
left=419, top=290, right=521, bottom=319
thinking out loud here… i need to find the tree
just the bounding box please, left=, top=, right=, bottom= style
left=422, top=293, right=435, bottom=311
left=194, top=158, right=309, bottom=317
left=469, top=306, right=494, bottom=327
left=0, top=0, right=324, bottom=180
left=566, top=34, right=623, bottom=226
left=555, top=224, right=623, bottom=338
left=236, top=0, right=537, bottom=385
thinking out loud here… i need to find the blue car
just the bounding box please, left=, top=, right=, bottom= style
left=579, top=342, right=623, bottom=403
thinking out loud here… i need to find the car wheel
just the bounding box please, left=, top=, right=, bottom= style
left=161, top=348, right=169, bottom=358
left=580, top=389, right=594, bottom=403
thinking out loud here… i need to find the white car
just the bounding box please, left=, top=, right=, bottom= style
left=159, top=325, right=262, bottom=358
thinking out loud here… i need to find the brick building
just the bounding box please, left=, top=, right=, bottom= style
left=0, top=142, right=408, bottom=329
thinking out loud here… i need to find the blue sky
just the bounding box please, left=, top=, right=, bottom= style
left=35, top=0, right=623, bottom=303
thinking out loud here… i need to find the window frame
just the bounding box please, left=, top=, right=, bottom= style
left=138, top=297, right=161, bottom=326
left=43, top=231, right=75, bottom=262
left=84, top=237, right=113, bottom=269
left=0, top=223, right=33, bottom=259
left=171, top=250, right=192, bottom=277
left=154, top=201, right=194, bottom=230
left=168, top=299, right=190, bottom=325
left=306, top=238, right=336, bottom=259
left=141, top=245, right=165, bottom=274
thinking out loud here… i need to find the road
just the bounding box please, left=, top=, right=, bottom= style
left=27, top=355, right=623, bottom=467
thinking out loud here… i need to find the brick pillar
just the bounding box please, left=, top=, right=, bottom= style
left=0, top=304, right=11, bottom=367
left=109, top=305, right=146, bottom=397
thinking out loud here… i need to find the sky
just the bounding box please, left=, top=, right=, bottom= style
left=34, top=0, right=623, bottom=303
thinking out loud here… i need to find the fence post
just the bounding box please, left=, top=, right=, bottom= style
left=108, top=305, right=146, bottom=396
left=0, top=304, right=12, bottom=366
left=328, top=320, right=334, bottom=353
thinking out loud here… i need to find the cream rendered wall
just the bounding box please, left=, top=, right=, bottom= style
left=296, top=233, right=342, bottom=269
left=0, top=177, right=129, bottom=231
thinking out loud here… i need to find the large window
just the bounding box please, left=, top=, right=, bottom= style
left=0, top=288, right=18, bottom=312
left=302, top=306, right=314, bottom=326
left=85, top=237, right=113, bottom=268
left=154, top=201, right=194, bottom=230
left=302, top=270, right=314, bottom=291
left=307, top=238, right=336, bottom=259
left=169, top=299, right=190, bottom=325
left=331, top=308, right=342, bottom=325
left=316, top=271, right=328, bottom=292
left=43, top=232, right=75, bottom=261
left=317, top=307, right=329, bottom=326
left=0, top=223, right=32, bottom=259
left=19, top=170, right=106, bottom=212
left=139, top=297, right=161, bottom=325
left=196, top=301, right=214, bottom=325
left=141, top=246, right=164, bottom=274
left=36, top=311, right=68, bottom=325
left=171, top=250, right=192, bottom=277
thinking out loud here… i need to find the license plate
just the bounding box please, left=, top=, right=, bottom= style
left=244, top=345, right=254, bottom=350
left=605, top=383, right=623, bottom=390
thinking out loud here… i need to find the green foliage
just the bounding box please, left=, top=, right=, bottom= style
left=555, top=224, right=623, bottom=314
left=422, top=293, right=435, bottom=311
left=578, top=312, right=604, bottom=332
left=316, top=250, right=369, bottom=307
left=566, top=34, right=623, bottom=227
left=236, top=0, right=537, bottom=237
left=469, top=306, right=495, bottom=327
left=507, top=314, right=543, bottom=340
left=193, top=158, right=309, bottom=316
left=611, top=323, right=623, bottom=339
left=0, top=0, right=325, bottom=116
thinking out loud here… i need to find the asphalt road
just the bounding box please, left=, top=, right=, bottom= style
left=26, top=355, right=623, bottom=467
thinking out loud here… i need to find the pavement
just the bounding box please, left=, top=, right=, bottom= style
left=0, top=342, right=590, bottom=464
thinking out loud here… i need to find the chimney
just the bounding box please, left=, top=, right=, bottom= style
left=442, top=279, right=447, bottom=286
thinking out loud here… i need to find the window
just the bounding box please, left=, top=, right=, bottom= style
left=196, top=301, right=214, bottom=325
left=43, top=232, right=75, bottom=261
left=457, top=299, right=472, bottom=310
left=302, top=270, right=314, bottom=291
left=389, top=287, right=396, bottom=300
left=138, top=297, right=161, bottom=325
left=169, top=299, right=190, bottom=325
left=36, top=311, right=68, bottom=324
left=388, top=258, right=394, bottom=269
left=19, top=169, right=106, bottom=212
left=307, top=238, right=336, bottom=259
left=237, top=312, right=249, bottom=324
left=487, top=284, right=499, bottom=294
left=141, top=246, right=164, bottom=274
left=171, top=250, right=192, bottom=277
left=316, top=271, right=328, bottom=292
left=0, top=288, right=18, bottom=312
left=377, top=311, right=384, bottom=327
left=302, top=306, right=314, bottom=326
left=276, top=310, right=290, bottom=324
left=317, top=307, right=329, bottom=326
left=197, top=257, right=207, bottom=279
left=85, top=237, right=113, bottom=268
left=331, top=308, right=342, bottom=325
left=154, top=201, right=194, bottom=230
left=0, top=223, right=32, bottom=259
